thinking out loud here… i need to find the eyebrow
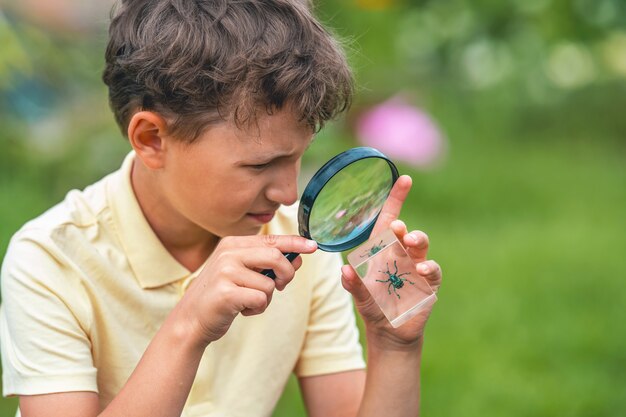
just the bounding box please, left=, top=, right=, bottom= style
left=242, top=138, right=315, bottom=164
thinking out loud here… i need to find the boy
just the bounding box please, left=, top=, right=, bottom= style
left=0, top=1, right=442, bottom=416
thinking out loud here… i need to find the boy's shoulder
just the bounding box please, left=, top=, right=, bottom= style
left=9, top=168, right=119, bottom=251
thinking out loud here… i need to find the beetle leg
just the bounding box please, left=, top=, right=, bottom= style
left=392, top=286, right=400, bottom=299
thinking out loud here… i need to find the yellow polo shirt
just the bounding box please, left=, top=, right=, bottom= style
left=0, top=152, right=365, bottom=417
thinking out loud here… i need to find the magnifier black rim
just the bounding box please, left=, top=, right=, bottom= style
left=298, top=147, right=399, bottom=252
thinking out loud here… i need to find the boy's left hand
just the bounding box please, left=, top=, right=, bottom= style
left=341, top=175, right=442, bottom=348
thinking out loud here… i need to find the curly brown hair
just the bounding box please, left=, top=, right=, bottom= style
left=102, top=0, right=353, bottom=141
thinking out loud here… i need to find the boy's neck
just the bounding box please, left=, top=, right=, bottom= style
left=130, top=159, right=219, bottom=272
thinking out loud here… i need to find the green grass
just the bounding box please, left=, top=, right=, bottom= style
left=417, top=136, right=626, bottom=416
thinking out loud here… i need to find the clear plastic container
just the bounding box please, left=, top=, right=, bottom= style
left=347, top=228, right=437, bottom=328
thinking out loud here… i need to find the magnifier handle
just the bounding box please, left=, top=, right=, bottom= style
left=261, top=252, right=299, bottom=279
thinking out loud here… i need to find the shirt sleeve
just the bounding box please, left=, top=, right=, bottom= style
left=1, top=231, right=98, bottom=396
left=294, top=250, right=366, bottom=377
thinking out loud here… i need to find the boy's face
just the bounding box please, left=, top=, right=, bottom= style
left=159, top=109, right=314, bottom=238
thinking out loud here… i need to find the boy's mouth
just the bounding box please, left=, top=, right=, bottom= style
left=247, top=212, right=276, bottom=223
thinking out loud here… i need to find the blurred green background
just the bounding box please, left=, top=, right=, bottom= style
left=1, top=0, right=625, bottom=416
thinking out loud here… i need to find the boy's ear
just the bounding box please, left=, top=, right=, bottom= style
left=127, top=111, right=169, bottom=169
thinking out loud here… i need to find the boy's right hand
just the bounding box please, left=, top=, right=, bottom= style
left=177, top=235, right=318, bottom=347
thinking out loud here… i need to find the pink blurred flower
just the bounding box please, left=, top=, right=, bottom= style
left=355, top=97, right=445, bottom=168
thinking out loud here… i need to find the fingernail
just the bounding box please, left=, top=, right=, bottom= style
left=419, top=264, right=430, bottom=274
left=306, top=240, right=318, bottom=249
left=409, top=234, right=419, bottom=243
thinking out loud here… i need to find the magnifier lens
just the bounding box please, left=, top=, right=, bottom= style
left=262, top=147, right=398, bottom=279
left=308, top=158, right=394, bottom=247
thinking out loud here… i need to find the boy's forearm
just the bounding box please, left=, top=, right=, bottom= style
left=98, top=304, right=205, bottom=417
left=357, top=335, right=423, bottom=417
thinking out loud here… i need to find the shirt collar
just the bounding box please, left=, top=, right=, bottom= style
left=108, top=151, right=191, bottom=289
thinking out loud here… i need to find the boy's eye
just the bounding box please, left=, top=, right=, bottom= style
left=248, top=162, right=271, bottom=170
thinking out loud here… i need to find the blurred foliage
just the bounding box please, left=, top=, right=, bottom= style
left=1, top=0, right=626, bottom=416
left=319, top=0, right=626, bottom=94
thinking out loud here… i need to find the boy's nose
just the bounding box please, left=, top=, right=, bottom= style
left=266, top=173, right=298, bottom=206
left=271, top=182, right=298, bottom=206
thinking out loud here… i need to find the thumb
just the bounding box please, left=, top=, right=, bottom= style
left=341, top=265, right=386, bottom=324
left=341, top=265, right=371, bottom=304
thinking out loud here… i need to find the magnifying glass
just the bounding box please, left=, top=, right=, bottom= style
left=262, top=146, right=399, bottom=278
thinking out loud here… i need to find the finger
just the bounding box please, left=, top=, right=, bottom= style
left=291, top=254, right=303, bottom=271
left=220, top=234, right=317, bottom=254
left=228, top=270, right=276, bottom=314
left=416, top=260, right=442, bottom=292
left=390, top=219, right=408, bottom=238
left=272, top=254, right=307, bottom=291
left=241, top=292, right=273, bottom=316
left=341, top=265, right=387, bottom=324
left=236, top=287, right=271, bottom=316
left=371, top=175, right=412, bottom=236
left=237, top=247, right=296, bottom=286
left=340, top=264, right=371, bottom=304
left=388, top=219, right=410, bottom=257
left=388, top=221, right=429, bottom=263
left=273, top=255, right=304, bottom=291
left=402, top=230, right=430, bottom=263
left=230, top=267, right=277, bottom=298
